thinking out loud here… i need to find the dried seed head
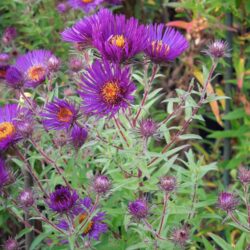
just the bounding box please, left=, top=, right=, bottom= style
left=3, top=237, right=19, bottom=250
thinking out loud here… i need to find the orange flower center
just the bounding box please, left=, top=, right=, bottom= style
left=151, top=40, right=170, bottom=55
left=27, top=65, right=46, bottom=81
left=82, top=0, right=93, bottom=3
left=57, top=107, right=73, bottom=122
left=78, top=213, right=94, bottom=235
left=0, top=122, right=15, bottom=141
left=110, top=35, right=126, bottom=48
left=101, top=81, right=120, bottom=104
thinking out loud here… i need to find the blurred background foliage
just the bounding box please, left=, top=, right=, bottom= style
left=0, top=0, right=250, bottom=249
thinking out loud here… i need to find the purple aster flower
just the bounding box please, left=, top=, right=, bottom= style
left=0, top=159, right=12, bottom=190
left=57, top=2, right=70, bottom=13
left=128, top=199, right=149, bottom=219
left=12, top=50, right=53, bottom=88
left=48, top=186, right=79, bottom=213
left=238, top=166, right=250, bottom=184
left=0, top=65, right=9, bottom=79
left=145, top=24, right=188, bottom=63
left=0, top=53, right=10, bottom=65
left=204, top=40, right=230, bottom=59
left=41, top=99, right=79, bottom=131
left=68, top=0, right=103, bottom=13
left=0, top=104, right=23, bottom=150
left=93, top=175, right=111, bottom=195
left=70, top=125, right=88, bottom=149
left=3, top=237, right=19, bottom=250
left=79, top=59, right=136, bottom=117
left=5, top=67, right=24, bottom=89
left=159, top=176, right=176, bottom=192
left=58, top=197, right=108, bottom=240
left=2, top=27, right=17, bottom=44
left=218, top=192, right=238, bottom=212
left=61, top=9, right=112, bottom=48
left=105, top=0, right=122, bottom=4
left=93, top=13, right=147, bottom=63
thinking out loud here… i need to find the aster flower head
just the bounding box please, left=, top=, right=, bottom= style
left=79, top=59, right=136, bottom=117
left=93, top=13, right=148, bottom=63
left=128, top=199, right=149, bottom=219
left=61, top=9, right=111, bottom=49
left=204, top=40, right=230, bottom=59
left=0, top=104, right=22, bottom=150
left=70, top=125, right=88, bottom=150
left=13, top=50, right=53, bottom=88
left=171, top=226, right=189, bottom=246
left=58, top=197, right=108, bottom=240
left=48, top=186, right=79, bottom=213
left=159, top=175, right=176, bottom=192
left=238, top=166, right=250, bottom=184
left=0, top=159, right=12, bottom=190
left=138, top=118, right=158, bottom=139
left=41, top=99, right=79, bottom=131
left=18, top=189, right=34, bottom=208
left=3, top=237, right=19, bottom=250
left=93, top=175, right=111, bottom=195
left=218, top=192, right=238, bottom=212
left=68, top=0, right=104, bottom=13
left=145, top=24, right=188, bottom=63
left=5, top=67, right=24, bottom=89
left=2, top=27, right=17, bottom=44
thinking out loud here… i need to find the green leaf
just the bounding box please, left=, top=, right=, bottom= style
left=208, top=233, right=233, bottom=250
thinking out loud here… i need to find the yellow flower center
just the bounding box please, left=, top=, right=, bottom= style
left=101, top=81, right=120, bottom=104
left=0, top=122, right=15, bottom=141
left=110, top=35, right=126, bottom=48
left=57, top=107, right=73, bottom=122
left=27, top=65, right=46, bottom=81
left=151, top=40, right=170, bottom=55
left=78, top=213, right=94, bottom=235
left=82, top=0, right=93, bottom=3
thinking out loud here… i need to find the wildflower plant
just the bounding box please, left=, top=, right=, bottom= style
left=0, top=4, right=242, bottom=250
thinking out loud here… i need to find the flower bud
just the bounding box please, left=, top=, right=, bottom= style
left=5, top=67, right=24, bottom=89
left=218, top=192, right=238, bottom=212
left=2, top=27, right=17, bottom=44
left=139, top=118, right=158, bottom=139
left=238, top=167, right=250, bottom=184
left=128, top=199, right=149, bottom=219
left=0, top=53, right=10, bottom=65
left=48, top=55, right=60, bottom=72
left=57, top=3, right=70, bottom=13
left=159, top=176, right=176, bottom=192
left=171, top=226, right=189, bottom=246
left=18, top=189, right=34, bottom=208
left=69, top=58, right=83, bottom=72
left=70, top=125, right=88, bottom=150
left=3, top=238, right=19, bottom=250
left=0, top=65, right=9, bottom=79
left=204, top=40, right=230, bottom=59
left=93, top=175, right=111, bottom=195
